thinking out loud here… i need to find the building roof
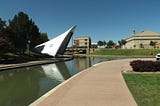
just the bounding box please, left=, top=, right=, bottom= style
left=126, top=30, right=160, bottom=42
left=133, top=30, right=160, bottom=36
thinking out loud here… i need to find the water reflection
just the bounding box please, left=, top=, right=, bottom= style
left=74, top=57, right=91, bottom=70
left=39, top=62, right=71, bottom=97
left=42, top=62, right=71, bottom=81
left=0, top=62, right=71, bottom=106
left=73, top=56, right=107, bottom=71
left=0, top=57, right=107, bottom=106
left=0, top=66, right=44, bottom=106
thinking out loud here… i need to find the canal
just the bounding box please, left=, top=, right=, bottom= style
left=0, top=57, right=107, bottom=106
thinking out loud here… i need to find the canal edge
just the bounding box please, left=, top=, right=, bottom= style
left=0, top=58, right=72, bottom=71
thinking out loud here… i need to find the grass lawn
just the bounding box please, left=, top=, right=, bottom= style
left=123, top=73, right=160, bottom=106
left=91, top=49, right=160, bottom=56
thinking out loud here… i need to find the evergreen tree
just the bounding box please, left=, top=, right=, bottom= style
left=39, top=33, right=49, bottom=43
left=97, top=40, right=104, bottom=47
left=8, top=11, right=48, bottom=53
left=107, top=40, right=116, bottom=48
left=0, top=37, right=14, bottom=54
left=0, top=18, right=6, bottom=36
left=0, top=18, right=14, bottom=53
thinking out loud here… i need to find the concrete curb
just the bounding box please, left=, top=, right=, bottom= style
left=0, top=58, right=72, bottom=71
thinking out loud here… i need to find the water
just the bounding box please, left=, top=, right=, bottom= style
left=0, top=57, right=107, bottom=106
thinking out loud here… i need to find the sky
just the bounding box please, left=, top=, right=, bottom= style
left=1, top=0, right=160, bottom=44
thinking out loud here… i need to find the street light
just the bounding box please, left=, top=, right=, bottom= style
left=27, top=40, right=31, bottom=55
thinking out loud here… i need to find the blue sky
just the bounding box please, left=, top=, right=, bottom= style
left=1, top=0, right=160, bottom=44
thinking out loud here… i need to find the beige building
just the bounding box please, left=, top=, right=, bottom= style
left=74, top=36, right=91, bottom=48
left=124, top=30, right=160, bottom=49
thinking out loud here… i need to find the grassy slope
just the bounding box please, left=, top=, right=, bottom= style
left=91, top=49, right=160, bottom=56
left=123, top=73, right=160, bottom=106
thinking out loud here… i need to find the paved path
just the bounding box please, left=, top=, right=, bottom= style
left=31, top=58, right=155, bottom=106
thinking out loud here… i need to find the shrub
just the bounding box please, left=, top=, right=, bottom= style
left=130, top=60, right=160, bottom=72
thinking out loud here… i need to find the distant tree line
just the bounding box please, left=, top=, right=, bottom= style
left=0, top=11, right=48, bottom=54
left=97, top=39, right=126, bottom=48
left=97, top=39, right=158, bottom=49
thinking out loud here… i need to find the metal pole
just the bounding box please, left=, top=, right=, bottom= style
left=28, top=40, right=31, bottom=55
left=72, top=35, right=74, bottom=56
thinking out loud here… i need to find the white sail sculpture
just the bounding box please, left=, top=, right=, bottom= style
left=34, top=25, right=76, bottom=57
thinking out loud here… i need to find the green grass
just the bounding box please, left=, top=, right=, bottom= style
left=123, top=73, right=160, bottom=106
left=92, top=49, right=160, bottom=56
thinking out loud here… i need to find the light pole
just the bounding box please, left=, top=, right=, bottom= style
left=27, top=40, right=31, bottom=55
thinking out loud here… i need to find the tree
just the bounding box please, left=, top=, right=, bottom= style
left=106, top=40, right=116, bottom=48
left=0, top=37, right=14, bottom=54
left=150, top=41, right=157, bottom=49
left=133, top=45, right=136, bottom=49
left=118, top=39, right=126, bottom=48
left=0, top=18, right=15, bottom=53
left=8, top=11, right=46, bottom=53
left=39, top=33, right=49, bottom=44
left=97, top=40, right=107, bottom=48
left=0, top=12, right=49, bottom=55
left=103, top=40, right=107, bottom=47
left=97, top=40, right=104, bottom=47
left=0, top=18, right=6, bottom=36
left=140, top=43, right=144, bottom=49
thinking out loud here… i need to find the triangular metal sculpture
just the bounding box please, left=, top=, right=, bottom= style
left=34, top=25, right=76, bottom=57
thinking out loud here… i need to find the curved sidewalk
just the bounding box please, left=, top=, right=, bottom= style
left=31, top=58, right=154, bottom=106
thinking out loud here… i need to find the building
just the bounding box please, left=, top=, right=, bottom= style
left=124, top=30, right=160, bottom=49
left=73, top=36, right=91, bottom=48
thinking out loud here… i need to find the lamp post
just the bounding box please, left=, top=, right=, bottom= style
left=27, top=40, right=31, bottom=55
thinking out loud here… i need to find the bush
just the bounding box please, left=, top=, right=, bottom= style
left=130, top=60, right=160, bottom=72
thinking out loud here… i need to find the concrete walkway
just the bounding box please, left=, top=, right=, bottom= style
left=31, top=58, right=154, bottom=106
